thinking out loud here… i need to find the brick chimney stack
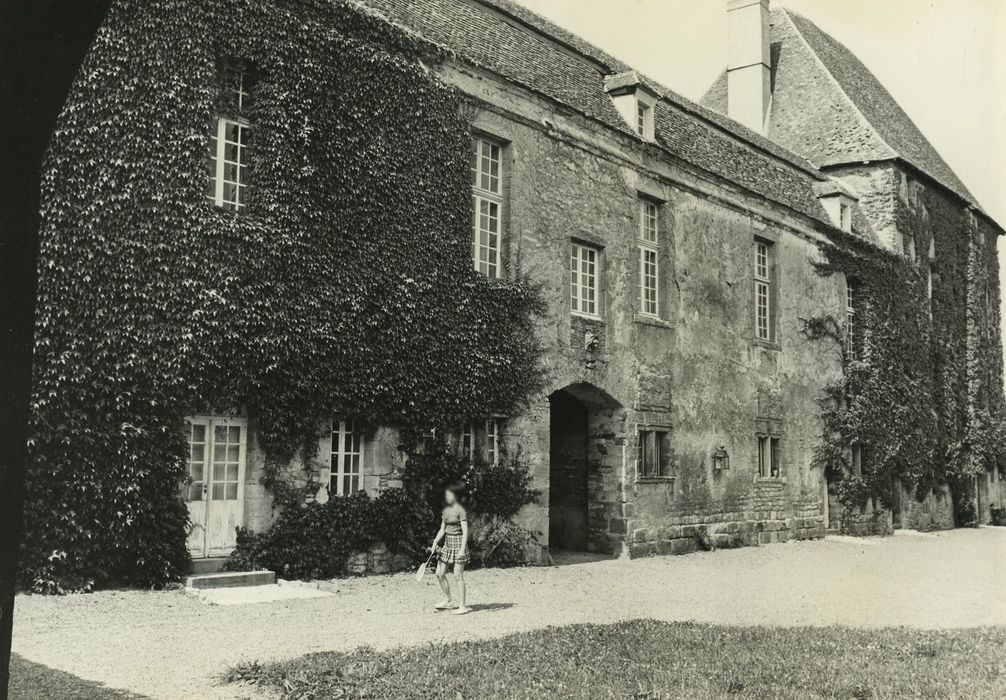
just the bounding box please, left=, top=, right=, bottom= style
left=727, top=0, right=772, bottom=134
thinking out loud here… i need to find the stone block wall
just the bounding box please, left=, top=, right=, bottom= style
left=626, top=480, right=824, bottom=558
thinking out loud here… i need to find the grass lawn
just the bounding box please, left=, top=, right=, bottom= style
left=8, top=654, right=147, bottom=699
left=228, top=620, right=1006, bottom=699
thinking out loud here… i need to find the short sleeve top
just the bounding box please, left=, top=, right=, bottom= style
left=442, top=504, right=467, bottom=536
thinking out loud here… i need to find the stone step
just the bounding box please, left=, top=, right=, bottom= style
left=189, top=557, right=228, bottom=575
left=185, top=570, right=276, bottom=590
left=825, top=528, right=841, bottom=537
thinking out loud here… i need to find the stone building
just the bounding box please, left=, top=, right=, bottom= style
left=185, top=0, right=1005, bottom=563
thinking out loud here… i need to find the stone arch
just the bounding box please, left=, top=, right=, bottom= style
left=547, top=383, right=626, bottom=553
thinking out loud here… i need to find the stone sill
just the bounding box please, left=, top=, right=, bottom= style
left=636, top=476, right=675, bottom=485
left=755, top=477, right=786, bottom=484
left=571, top=311, right=604, bottom=324
left=634, top=313, right=673, bottom=330
left=752, top=339, right=782, bottom=352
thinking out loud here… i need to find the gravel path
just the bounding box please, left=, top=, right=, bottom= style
left=12, top=528, right=1006, bottom=699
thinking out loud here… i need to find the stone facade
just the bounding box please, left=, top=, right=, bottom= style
left=220, top=0, right=1004, bottom=565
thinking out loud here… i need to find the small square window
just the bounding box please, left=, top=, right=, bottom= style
left=639, top=429, right=671, bottom=478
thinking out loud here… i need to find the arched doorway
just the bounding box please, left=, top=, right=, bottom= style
left=549, top=389, right=589, bottom=551
left=548, top=383, right=625, bottom=554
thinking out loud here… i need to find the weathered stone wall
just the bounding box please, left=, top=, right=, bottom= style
left=897, top=482, right=954, bottom=532
left=449, top=61, right=844, bottom=559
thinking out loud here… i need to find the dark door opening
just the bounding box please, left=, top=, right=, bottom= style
left=549, top=389, right=589, bottom=551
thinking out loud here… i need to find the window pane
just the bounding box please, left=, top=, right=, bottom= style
left=212, top=483, right=225, bottom=500
left=225, top=483, right=238, bottom=500
left=658, top=432, right=670, bottom=476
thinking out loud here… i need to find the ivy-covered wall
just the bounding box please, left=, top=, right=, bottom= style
left=25, top=0, right=543, bottom=592
left=816, top=163, right=1006, bottom=528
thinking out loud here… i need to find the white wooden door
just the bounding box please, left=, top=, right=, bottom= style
left=184, top=416, right=247, bottom=558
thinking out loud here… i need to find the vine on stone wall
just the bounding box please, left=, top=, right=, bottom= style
left=809, top=183, right=1006, bottom=526
left=26, top=0, right=543, bottom=592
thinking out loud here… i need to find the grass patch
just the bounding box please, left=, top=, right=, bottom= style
left=227, top=620, right=1006, bottom=699
left=8, top=653, right=147, bottom=699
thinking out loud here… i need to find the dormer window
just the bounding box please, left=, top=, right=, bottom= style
left=814, top=183, right=857, bottom=234
left=604, top=71, right=657, bottom=142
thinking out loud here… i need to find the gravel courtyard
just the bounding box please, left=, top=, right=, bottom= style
left=12, top=528, right=1006, bottom=699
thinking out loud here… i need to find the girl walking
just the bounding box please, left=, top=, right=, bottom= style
left=430, top=480, right=471, bottom=615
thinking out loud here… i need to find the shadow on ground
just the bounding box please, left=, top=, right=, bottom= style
left=8, top=654, right=148, bottom=700
left=467, top=602, right=514, bottom=613
left=548, top=549, right=619, bottom=567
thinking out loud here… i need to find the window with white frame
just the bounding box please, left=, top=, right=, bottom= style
left=639, top=200, right=659, bottom=316
left=754, top=240, right=773, bottom=341
left=638, top=429, right=670, bottom=478
left=570, top=242, right=600, bottom=317
left=207, top=64, right=251, bottom=211
left=839, top=202, right=852, bottom=232
left=845, top=280, right=857, bottom=361
left=634, top=94, right=656, bottom=140
left=471, top=136, right=503, bottom=278
left=330, top=419, right=363, bottom=495
left=757, top=435, right=781, bottom=478
left=461, top=418, right=502, bottom=464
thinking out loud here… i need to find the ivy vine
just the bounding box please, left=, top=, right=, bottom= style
left=25, top=0, right=543, bottom=592
left=808, top=184, right=1006, bottom=527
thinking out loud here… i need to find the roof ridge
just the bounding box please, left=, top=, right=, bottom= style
left=777, top=8, right=898, bottom=163
left=476, top=0, right=824, bottom=179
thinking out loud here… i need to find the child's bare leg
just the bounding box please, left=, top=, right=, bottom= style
left=434, top=561, right=452, bottom=608
left=452, top=562, right=470, bottom=614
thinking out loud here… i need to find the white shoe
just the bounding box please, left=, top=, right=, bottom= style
left=452, top=606, right=471, bottom=615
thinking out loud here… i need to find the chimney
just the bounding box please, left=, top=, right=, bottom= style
left=727, top=0, right=771, bottom=134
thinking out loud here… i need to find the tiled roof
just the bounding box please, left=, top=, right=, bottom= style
left=357, top=0, right=836, bottom=226
left=703, top=8, right=983, bottom=212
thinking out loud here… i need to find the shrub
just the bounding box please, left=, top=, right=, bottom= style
left=227, top=442, right=540, bottom=578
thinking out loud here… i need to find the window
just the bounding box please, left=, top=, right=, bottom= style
left=839, top=202, right=852, bottom=232
left=461, top=418, right=502, bottom=464
left=754, top=240, right=773, bottom=341
left=185, top=421, right=207, bottom=502
left=471, top=136, right=503, bottom=278
left=184, top=418, right=244, bottom=502
left=571, top=242, right=600, bottom=317
left=331, top=419, right=363, bottom=495
left=845, top=281, right=857, bottom=361
left=757, top=435, right=781, bottom=478
left=636, top=103, right=648, bottom=135
left=638, top=429, right=671, bottom=478
left=207, top=64, right=251, bottom=211
left=639, top=201, right=659, bottom=316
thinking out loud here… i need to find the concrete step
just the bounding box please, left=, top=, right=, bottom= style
left=189, top=557, right=228, bottom=575
left=185, top=570, right=276, bottom=590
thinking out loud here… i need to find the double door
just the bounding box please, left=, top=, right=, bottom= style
left=184, top=416, right=247, bottom=558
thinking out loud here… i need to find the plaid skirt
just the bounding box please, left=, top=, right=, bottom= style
left=438, top=533, right=470, bottom=565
